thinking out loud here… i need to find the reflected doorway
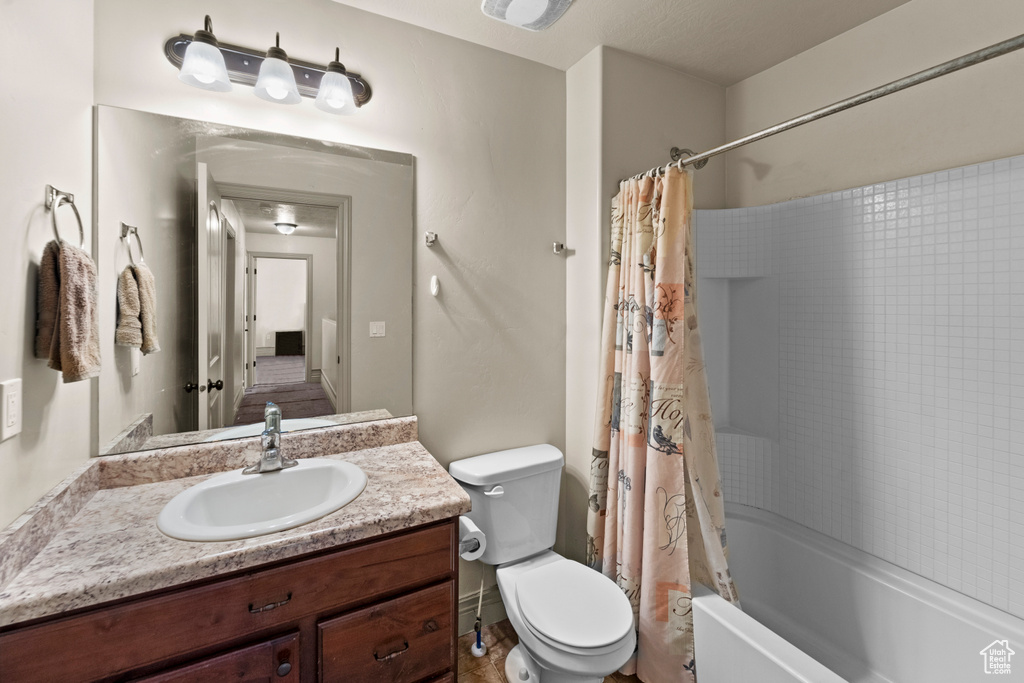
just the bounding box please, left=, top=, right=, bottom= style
left=238, top=251, right=333, bottom=425
left=252, top=255, right=309, bottom=386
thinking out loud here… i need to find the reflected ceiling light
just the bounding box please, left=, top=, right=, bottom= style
left=254, top=33, right=301, bottom=104
left=274, top=222, right=298, bottom=235
left=178, top=16, right=231, bottom=91
left=315, top=48, right=356, bottom=116
left=481, top=0, right=573, bottom=30
left=165, top=26, right=373, bottom=112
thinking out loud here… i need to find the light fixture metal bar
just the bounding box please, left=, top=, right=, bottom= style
left=164, top=35, right=372, bottom=106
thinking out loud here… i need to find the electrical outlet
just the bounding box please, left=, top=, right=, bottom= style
left=1, top=379, right=22, bottom=441
left=370, top=321, right=386, bottom=338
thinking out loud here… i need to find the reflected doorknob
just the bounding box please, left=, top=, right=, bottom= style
left=184, top=382, right=198, bottom=393
left=208, top=379, right=224, bottom=392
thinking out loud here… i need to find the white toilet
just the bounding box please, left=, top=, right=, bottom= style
left=450, top=445, right=636, bottom=683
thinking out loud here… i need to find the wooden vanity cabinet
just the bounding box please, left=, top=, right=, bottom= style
left=0, top=519, right=459, bottom=683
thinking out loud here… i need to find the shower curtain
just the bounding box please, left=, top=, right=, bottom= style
left=586, top=166, right=738, bottom=683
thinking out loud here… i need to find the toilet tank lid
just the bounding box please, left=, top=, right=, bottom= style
left=449, top=444, right=564, bottom=486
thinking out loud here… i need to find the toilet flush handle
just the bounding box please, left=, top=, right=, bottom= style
left=484, top=485, right=504, bottom=497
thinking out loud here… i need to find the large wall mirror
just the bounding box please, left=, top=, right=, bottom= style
left=95, top=105, right=413, bottom=454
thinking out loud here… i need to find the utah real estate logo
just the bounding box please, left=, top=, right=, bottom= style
left=980, top=640, right=1014, bottom=675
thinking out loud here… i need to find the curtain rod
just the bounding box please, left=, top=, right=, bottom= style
left=631, top=31, right=1024, bottom=180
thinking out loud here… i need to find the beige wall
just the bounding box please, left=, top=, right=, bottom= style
left=563, top=46, right=726, bottom=563
left=725, top=0, right=1024, bottom=207
left=92, top=0, right=566, bottom=600
left=0, top=0, right=95, bottom=528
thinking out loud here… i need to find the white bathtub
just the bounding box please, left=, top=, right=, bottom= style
left=693, top=504, right=1024, bottom=683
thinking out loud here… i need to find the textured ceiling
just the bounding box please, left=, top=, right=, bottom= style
left=231, top=199, right=339, bottom=239
left=332, top=0, right=910, bottom=85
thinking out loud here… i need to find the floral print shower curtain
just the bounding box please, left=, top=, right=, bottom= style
left=587, top=167, right=738, bottom=683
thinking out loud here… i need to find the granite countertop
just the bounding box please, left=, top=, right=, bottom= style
left=0, top=417, right=471, bottom=628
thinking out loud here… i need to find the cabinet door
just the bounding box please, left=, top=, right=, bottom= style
left=320, top=581, right=454, bottom=683
left=136, top=632, right=299, bottom=683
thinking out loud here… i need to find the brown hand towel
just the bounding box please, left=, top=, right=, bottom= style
left=115, top=266, right=142, bottom=348
left=131, top=263, right=160, bottom=355
left=35, top=240, right=101, bottom=382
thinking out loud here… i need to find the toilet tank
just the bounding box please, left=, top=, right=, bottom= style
left=449, top=445, right=563, bottom=565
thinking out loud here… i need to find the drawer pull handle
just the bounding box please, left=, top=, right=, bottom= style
left=248, top=592, right=292, bottom=614
left=373, top=638, right=410, bottom=662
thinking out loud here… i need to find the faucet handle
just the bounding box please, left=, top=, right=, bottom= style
left=261, top=429, right=281, bottom=450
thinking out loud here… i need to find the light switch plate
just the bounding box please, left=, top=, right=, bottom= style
left=370, top=321, right=386, bottom=338
left=1, top=378, right=22, bottom=441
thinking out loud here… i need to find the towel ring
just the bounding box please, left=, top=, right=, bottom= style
left=121, top=223, right=145, bottom=266
left=45, top=185, right=85, bottom=250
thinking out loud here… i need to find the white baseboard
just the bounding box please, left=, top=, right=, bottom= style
left=321, top=374, right=337, bottom=411
left=310, top=369, right=321, bottom=383
left=256, top=347, right=274, bottom=357
left=457, top=585, right=507, bottom=636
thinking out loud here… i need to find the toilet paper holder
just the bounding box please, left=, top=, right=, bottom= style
left=458, top=516, right=487, bottom=561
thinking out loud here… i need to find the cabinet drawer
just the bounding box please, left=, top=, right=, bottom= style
left=320, top=581, right=454, bottom=683
left=135, top=632, right=299, bottom=683
left=0, top=523, right=454, bottom=682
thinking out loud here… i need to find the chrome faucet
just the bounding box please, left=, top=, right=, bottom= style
left=242, top=402, right=298, bottom=474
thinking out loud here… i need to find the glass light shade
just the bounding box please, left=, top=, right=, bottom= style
left=275, top=222, right=297, bottom=235
left=315, top=71, right=356, bottom=115
left=255, top=57, right=301, bottom=104
left=178, top=40, right=232, bottom=92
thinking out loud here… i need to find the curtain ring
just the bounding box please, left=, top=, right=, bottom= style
left=52, top=195, right=86, bottom=250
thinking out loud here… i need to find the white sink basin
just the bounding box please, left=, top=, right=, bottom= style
left=204, top=418, right=338, bottom=442
left=157, top=459, right=367, bottom=542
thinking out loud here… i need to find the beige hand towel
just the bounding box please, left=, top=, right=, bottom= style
left=115, top=266, right=142, bottom=348
left=35, top=240, right=101, bottom=382
left=132, top=263, right=160, bottom=355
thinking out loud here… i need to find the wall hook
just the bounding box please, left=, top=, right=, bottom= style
left=425, top=231, right=438, bottom=247
left=553, top=242, right=565, bottom=255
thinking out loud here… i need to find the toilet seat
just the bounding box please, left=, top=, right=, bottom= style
left=515, top=559, right=635, bottom=652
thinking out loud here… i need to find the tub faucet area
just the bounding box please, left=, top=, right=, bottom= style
left=242, top=402, right=297, bottom=475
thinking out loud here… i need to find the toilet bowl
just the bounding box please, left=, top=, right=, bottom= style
left=449, top=445, right=636, bottom=683
left=497, top=551, right=636, bottom=683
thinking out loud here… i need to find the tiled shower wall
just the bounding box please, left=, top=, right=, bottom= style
left=696, top=155, right=1024, bottom=619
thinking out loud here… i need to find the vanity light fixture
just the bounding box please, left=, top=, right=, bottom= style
left=274, top=222, right=298, bottom=235
left=254, top=33, right=301, bottom=104
left=178, top=16, right=231, bottom=91
left=165, top=19, right=372, bottom=111
left=315, top=48, right=356, bottom=115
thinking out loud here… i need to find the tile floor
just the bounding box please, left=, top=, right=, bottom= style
left=456, top=620, right=639, bottom=683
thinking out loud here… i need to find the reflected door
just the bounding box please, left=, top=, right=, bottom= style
left=197, top=162, right=226, bottom=430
